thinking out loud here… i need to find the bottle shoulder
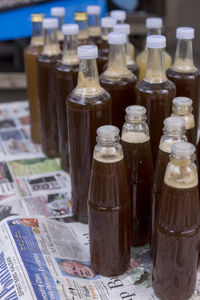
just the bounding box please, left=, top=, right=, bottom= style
left=37, top=54, right=61, bottom=64
left=136, top=79, right=176, bottom=94
left=100, top=73, right=137, bottom=87
left=67, top=90, right=111, bottom=107
left=24, top=44, right=42, bottom=56
left=167, top=68, right=200, bottom=79
left=55, top=62, right=79, bottom=73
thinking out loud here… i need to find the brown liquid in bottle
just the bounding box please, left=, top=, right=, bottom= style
left=152, top=117, right=187, bottom=249
left=24, top=14, right=44, bottom=144
left=153, top=142, right=200, bottom=300
left=88, top=126, right=131, bottom=276
left=97, top=39, right=109, bottom=74
left=100, top=33, right=137, bottom=131
left=166, top=28, right=200, bottom=143
left=136, top=39, right=176, bottom=163
left=121, top=106, right=153, bottom=246
left=167, top=69, right=200, bottom=141
left=55, top=26, right=79, bottom=172
left=37, top=21, right=61, bottom=157
left=55, top=64, right=79, bottom=171
left=67, top=46, right=112, bottom=223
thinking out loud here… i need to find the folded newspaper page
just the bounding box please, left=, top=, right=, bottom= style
left=0, top=102, right=199, bottom=300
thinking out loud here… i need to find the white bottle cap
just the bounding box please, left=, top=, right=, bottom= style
left=164, top=116, right=185, bottom=129
left=146, top=17, right=163, bottom=29
left=97, top=125, right=119, bottom=138
left=176, top=27, right=194, bottom=39
left=86, top=5, right=101, bottom=15
left=108, top=32, right=126, bottom=44
left=42, top=18, right=58, bottom=29
left=146, top=35, right=166, bottom=48
left=78, top=45, right=98, bottom=59
left=110, top=10, right=126, bottom=21
left=126, top=105, right=146, bottom=116
left=173, top=97, right=193, bottom=107
left=101, top=17, right=116, bottom=28
left=50, top=7, right=65, bottom=17
left=172, top=141, right=195, bottom=156
left=62, top=24, right=79, bottom=35
left=114, top=23, right=130, bottom=35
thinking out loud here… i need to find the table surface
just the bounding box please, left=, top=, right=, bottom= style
left=0, top=100, right=199, bottom=300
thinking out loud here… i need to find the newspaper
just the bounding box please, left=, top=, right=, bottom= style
left=0, top=102, right=199, bottom=300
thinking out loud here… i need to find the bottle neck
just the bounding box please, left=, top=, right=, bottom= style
left=144, top=48, right=167, bottom=83
left=102, top=27, right=113, bottom=41
left=147, top=28, right=162, bottom=35
left=165, top=155, right=198, bottom=189
left=31, top=22, right=43, bottom=46
left=62, top=34, right=79, bottom=65
left=42, top=28, right=61, bottom=56
left=88, top=15, right=101, bottom=37
left=57, top=16, right=64, bottom=41
left=125, top=36, right=134, bottom=64
left=105, top=44, right=130, bottom=78
left=94, top=135, right=123, bottom=163
left=159, top=127, right=187, bottom=153
left=171, top=110, right=195, bottom=130
left=74, top=58, right=103, bottom=97
left=172, top=39, right=196, bottom=72
left=76, top=20, right=89, bottom=40
left=122, top=116, right=150, bottom=143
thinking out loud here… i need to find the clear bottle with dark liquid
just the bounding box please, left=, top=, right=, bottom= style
left=100, top=32, right=137, bottom=131
left=67, top=45, right=111, bottom=223
left=24, top=13, right=44, bottom=144
left=75, top=12, right=90, bottom=46
left=88, top=125, right=131, bottom=276
left=114, top=24, right=139, bottom=77
left=55, top=24, right=79, bottom=172
left=167, top=27, right=200, bottom=144
left=110, top=10, right=126, bottom=24
left=136, top=17, right=171, bottom=81
left=86, top=5, right=102, bottom=47
left=136, top=35, right=176, bottom=163
left=152, top=117, right=187, bottom=248
left=121, top=105, right=153, bottom=246
left=37, top=18, right=61, bottom=157
left=171, top=96, right=196, bottom=144
left=97, top=17, right=116, bottom=74
left=153, top=142, right=200, bottom=300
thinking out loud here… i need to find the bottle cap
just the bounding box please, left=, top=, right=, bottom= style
left=78, top=45, right=98, bottom=59
left=145, top=17, right=163, bottom=29
left=62, top=24, right=79, bottom=35
left=126, top=105, right=146, bottom=116
left=31, top=13, right=44, bottom=23
left=42, top=18, right=58, bottom=29
left=74, top=12, right=87, bottom=21
left=97, top=125, right=119, bottom=138
left=110, top=10, right=126, bottom=21
left=173, top=97, right=193, bottom=107
left=101, top=17, right=116, bottom=28
left=164, top=116, right=185, bottom=129
left=108, top=32, right=126, bottom=44
left=50, top=7, right=65, bottom=17
left=176, top=27, right=194, bottom=39
left=172, top=142, right=195, bottom=156
left=114, top=23, right=130, bottom=35
left=86, top=5, right=101, bottom=15
left=146, top=35, right=166, bottom=48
